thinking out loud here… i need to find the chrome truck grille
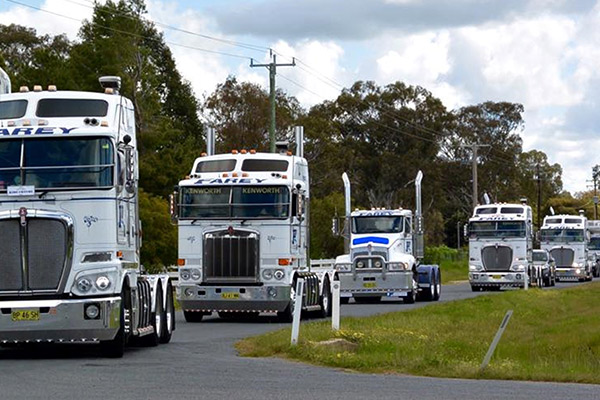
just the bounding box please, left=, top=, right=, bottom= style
left=481, top=245, right=513, bottom=271
left=550, top=248, right=574, bottom=268
left=0, top=210, right=73, bottom=294
left=203, top=229, right=259, bottom=282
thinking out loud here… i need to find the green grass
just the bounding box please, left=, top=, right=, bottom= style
left=438, top=259, right=467, bottom=283
left=237, top=282, right=600, bottom=384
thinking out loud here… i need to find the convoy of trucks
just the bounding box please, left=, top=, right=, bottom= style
left=0, top=76, right=174, bottom=357
left=333, top=172, right=441, bottom=303
left=467, top=201, right=534, bottom=291
left=539, top=213, right=593, bottom=282
left=172, top=128, right=335, bottom=322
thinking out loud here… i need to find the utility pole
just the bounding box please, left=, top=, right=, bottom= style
left=593, top=165, right=599, bottom=219
left=536, top=163, right=542, bottom=230
left=461, top=143, right=490, bottom=210
left=250, top=52, right=295, bottom=153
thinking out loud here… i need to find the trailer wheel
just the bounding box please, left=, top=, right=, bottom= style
left=318, top=279, right=331, bottom=318
left=184, top=310, right=204, bottom=323
left=140, top=287, right=162, bottom=347
left=160, top=282, right=175, bottom=344
left=100, top=287, right=129, bottom=358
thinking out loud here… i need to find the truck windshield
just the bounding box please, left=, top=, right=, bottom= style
left=179, top=185, right=290, bottom=219
left=540, top=229, right=584, bottom=242
left=469, top=221, right=526, bottom=238
left=0, top=137, right=114, bottom=190
left=589, top=237, right=600, bottom=250
left=533, top=252, right=548, bottom=262
left=352, top=216, right=403, bottom=234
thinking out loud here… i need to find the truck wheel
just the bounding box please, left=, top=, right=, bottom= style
left=318, top=279, right=331, bottom=318
left=277, top=283, right=296, bottom=323
left=140, top=288, right=162, bottom=347
left=471, top=285, right=479, bottom=292
left=420, top=273, right=436, bottom=302
left=100, top=287, right=128, bottom=358
left=160, top=283, right=175, bottom=344
left=433, top=272, right=441, bottom=301
left=184, top=310, right=204, bottom=322
left=404, top=290, right=416, bottom=304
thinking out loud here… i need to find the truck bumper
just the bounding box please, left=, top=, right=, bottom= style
left=178, top=284, right=291, bottom=313
left=0, top=297, right=121, bottom=343
left=469, top=272, right=526, bottom=288
left=556, top=268, right=587, bottom=281
left=338, top=272, right=413, bottom=298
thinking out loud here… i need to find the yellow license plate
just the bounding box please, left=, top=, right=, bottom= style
left=363, top=282, right=377, bottom=288
left=11, top=309, right=40, bottom=321
left=492, top=275, right=502, bottom=280
left=221, top=292, right=239, bottom=299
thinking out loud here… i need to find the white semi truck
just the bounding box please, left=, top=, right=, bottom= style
left=0, top=77, right=174, bottom=357
left=586, top=220, right=600, bottom=278
left=333, top=172, right=441, bottom=303
left=467, top=201, right=534, bottom=291
left=540, top=213, right=593, bottom=282
left=0, top=67, right=10, bottom=94
left=173, top=128, right=335, bottom=322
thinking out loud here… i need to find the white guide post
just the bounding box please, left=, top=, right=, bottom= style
left=332, top=281, right=340, bottom=331
left=480, top=310, right=513, bottom=371
left=290, top=279, right=305, bottom=346
left=524, top=268, right=529, bottom=290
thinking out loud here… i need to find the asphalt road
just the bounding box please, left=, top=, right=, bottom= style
left=1, top=281, right=598, bottom=400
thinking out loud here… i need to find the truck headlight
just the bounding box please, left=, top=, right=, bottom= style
left=356, top=261, right=365, bottom=269
left=374, top=260, right=383, bottom=268
left=469, top=265, right=483, bottom=271
left=335, top=264, right=351, bottom=272
left=262, top=269, right=274, bottom=280
left=95, top=275, right=111, bottom=291
left=511, top=264, right=526, bottom=272
left=576, top=268, right=581, bottom=274
left=274, top=269, right=285, bottom=280
left=180, top=269, right=191, bottom=280
left=191, top=268, right=201, bottom=281
left=572, top=262, right=582, bottom=268
left=77, top=277, right=93, bottom=293
left=388, top=262, right=407, bottom=271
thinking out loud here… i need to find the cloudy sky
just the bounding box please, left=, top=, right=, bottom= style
left=1, top=0, right=599, bottom=194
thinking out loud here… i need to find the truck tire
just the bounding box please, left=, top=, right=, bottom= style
left=471, top=285, right=480, bottom=292
left=433, top=271, right=441, bottom=301
left=419, top=273, right=435, bottom=302
left=184, top=310, right=204, bottom=322
left=140, top=287, right=162, bottom=347
left=277, top=282, right=297, bottom=323
left=160, top=283, right=175, bottom=344
left=404, top=290, right=416, bottom=304
left=100, top=287, right=129, bottom=358
left=318, top=279, right=331, bottom=318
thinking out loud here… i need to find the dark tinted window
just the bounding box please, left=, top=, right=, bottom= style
left=476, top=207, right=496, bottom=215
left=36, top=99, right=108, bottom=117
left=242, top=159, right=288, bottom=172
left=565, top=218, right=581, bottom=224
left=533, top=251, right=548, bottom=262
left=195, top=159, right=235, bottom=173
left=0, top=100, right=27, bottom=119
left=546, top=218, right=562, bottom=224
left=500, top=207, right=524, bottom=214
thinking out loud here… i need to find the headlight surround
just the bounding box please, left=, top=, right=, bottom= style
left=72, top=268, right=119, bottom=296
left=262, top=269, right=274, bottom=280
left=388, top=262, right=407, bottom=271
left=335, top=264, right=351, bottom=272
left=511, top=264, right=526, bottom=272
left=469, top=264, right=483, bottom=271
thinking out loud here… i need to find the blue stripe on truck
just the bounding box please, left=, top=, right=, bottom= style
left=352, top=236, right=390, bottom=245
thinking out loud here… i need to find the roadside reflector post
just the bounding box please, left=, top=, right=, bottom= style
left=524, top=267, right=529, bottom=290
left=480, top=310, right=513, bottom=372
left=332, top=281, right=341, bottom=331
left=291, top=278, right=305, bottom=346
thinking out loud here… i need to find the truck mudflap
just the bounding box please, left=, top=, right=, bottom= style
left=0, top=297, right=121, bottom=343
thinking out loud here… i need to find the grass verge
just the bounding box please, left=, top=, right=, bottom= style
left=237, top=282, right=600, bottom=384
left=439, top=259, right=467, bottom=283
